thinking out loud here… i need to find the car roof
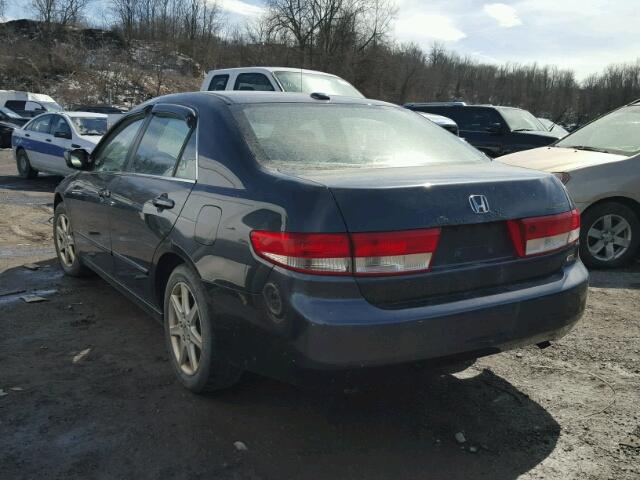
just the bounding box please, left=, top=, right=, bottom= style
left=63, top=111, right=108, bottom=118
left=144, top=91, right=390, bottom=107
left=206, top=67, right=342, bottom=77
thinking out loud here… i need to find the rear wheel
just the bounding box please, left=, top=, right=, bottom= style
left=580, top=201, right=640, bottom=268
left=16, top=149, right=38, bottom=179
left=164, top=264, right=242, bottom=392
left=54, top=203, right=92, bottom=276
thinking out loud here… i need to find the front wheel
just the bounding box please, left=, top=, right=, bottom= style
left=164, top=264, right=242, bottom=393
left=580, top=201, right=640, bottom=268
left=16, top=149, right=38, bottom=179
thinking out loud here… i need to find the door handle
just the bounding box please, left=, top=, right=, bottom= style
left=98, top=189, right=111, bottom=198
left=152, top=194, right=175, bottom=210
left=46, top=138, right=51, bottom=142
left=25, top=133, right=30, bottom=138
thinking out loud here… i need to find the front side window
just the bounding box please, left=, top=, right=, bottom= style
left=273, top=71, right=363, bottom=98
left=128, top=115, right=191, bottom=176
left=208, top=74, right=229, bottom=91
left=27, top=114, right=52, bottom=133
left=556, top=105, right=640, bottom=156
left=71, top=117, right=108, bottom=136
left=234, top=73, right=275, bottom=92
left=234, top=104, right=487, bottom=171
left=498, top=108, right=547, bottom=132
left=450, top=108, right=503, bottom=132
left=51, top=116, right=72, bottom=137
left=93, top=118, right=144, bottom=173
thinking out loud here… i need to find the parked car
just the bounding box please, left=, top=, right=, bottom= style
left=55, top=91, right=587, bottom=392
left=0, top=107, right=28, bottom=148
left=71, top=104, right=128, bottom=128
left=0, top=90, right=63, bottom=118
left=538, top=117, right=569, bottom=137
left=13, top=112, right=108, bottom=178
left=500, top=100, right=640, bottom=268
left=404, top=102, right=562, bottom=157
left=415, top=111, right=459, bottom=136
left=201, top=66, right=364, bottom=98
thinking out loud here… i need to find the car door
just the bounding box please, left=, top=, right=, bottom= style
left=456, top=108, right=506, bottom=156
left=20, top=114, right=53, bottom=170
left=109, top=104, right=197, bottom=303
left=64, top=115, right=147, bottom=276
left=46, top=115, right=75, bottom=175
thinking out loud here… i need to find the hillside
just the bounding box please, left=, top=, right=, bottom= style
left=0, top=19, right=201, bottom=108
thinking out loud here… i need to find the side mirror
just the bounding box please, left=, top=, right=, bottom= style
left=64, top=148, right=91, bottom=170
left=54, top=131, right=72, bottom=139
left=486, top=123, right=503, bottom=134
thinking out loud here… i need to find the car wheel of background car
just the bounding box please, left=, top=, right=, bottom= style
left=53, top=203, right=93, bottom=276
left=580, top=201, right=640, bottom=269
left=16, top=148, right=38, bottom=179
left=163, top=264, right=242, bottom=393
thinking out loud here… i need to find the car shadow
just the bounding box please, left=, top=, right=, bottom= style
left=200, top=368, right=560, bottom=479
left=587, top=261, right=640, bottom=289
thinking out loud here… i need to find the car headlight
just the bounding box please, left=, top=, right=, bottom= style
left=553, top=172, right=571, bottom=185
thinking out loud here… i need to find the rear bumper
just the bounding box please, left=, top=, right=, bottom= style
left=284, top=260, right=588, bottom=369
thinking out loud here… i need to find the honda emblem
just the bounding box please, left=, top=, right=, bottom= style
left=469, top=195, right=490, bottom=214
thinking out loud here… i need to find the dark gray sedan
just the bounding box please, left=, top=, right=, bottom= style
left=54, top=91, right=588, bottom=392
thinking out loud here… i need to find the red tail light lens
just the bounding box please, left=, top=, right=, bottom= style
left=507, top=209, right=580, bottom=257
left=249, top=231, right=352, bottom=275
left=351, top=228, right=441, bottom=275
left=250, top=228, right=442, bottom=276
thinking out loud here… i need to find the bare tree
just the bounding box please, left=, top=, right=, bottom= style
left=0, top=0, right=7, bottom=20
left=31, top=0, right=90, bottom=27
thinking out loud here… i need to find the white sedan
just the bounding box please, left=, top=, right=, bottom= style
left=12, top=111, right=108, bottom=178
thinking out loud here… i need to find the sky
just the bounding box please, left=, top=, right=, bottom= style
left=5, top=0, right=639, bottom=81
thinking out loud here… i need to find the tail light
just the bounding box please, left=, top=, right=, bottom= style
left=351, top=229, right=441, bottom=275
left=250, top=228, right=441, bottom=276
left=507, top=209, right=580, bottom=257
left=249, top=231, right=351, bottom=275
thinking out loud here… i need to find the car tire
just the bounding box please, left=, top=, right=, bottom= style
left=54, top=203, right=93, bottom=276
left=16, top=149, right=38, bottom=179
left=163, top=264, right=242, bottom=393
left=580, top=201, right=640, bottom=269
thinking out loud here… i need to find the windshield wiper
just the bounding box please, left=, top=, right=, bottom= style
left=512, top=128, right=536, bottom=132
left=565, top=145, right=610, bottom=153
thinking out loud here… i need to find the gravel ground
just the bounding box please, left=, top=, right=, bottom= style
left=0, top=149, right=638, bottom=480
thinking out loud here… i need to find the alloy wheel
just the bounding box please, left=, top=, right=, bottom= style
left=168, top=282, right=203, bottom=376
left=587, top=214, right=632, bottom=262
left=55, top=213, right=76, bottom=267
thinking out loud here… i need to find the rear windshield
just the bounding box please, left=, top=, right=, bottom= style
left=71, top=117, right=108, bottom=136
left=234, top=104, right=488, bottom=171
left=556, top=105, right=640, bottom=156
left=273, top=71, right=364, bottom=98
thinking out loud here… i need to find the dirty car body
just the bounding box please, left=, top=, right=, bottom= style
left=54, top=92, right=588, bottom=388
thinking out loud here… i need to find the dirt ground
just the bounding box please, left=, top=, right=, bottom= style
left=0, top=149, right=638, bottom=480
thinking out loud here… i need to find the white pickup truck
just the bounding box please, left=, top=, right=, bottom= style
left=200, top=67, right=364, bottom=98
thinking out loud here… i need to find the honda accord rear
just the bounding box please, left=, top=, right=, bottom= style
left=55, top=91, right=588, bottom=392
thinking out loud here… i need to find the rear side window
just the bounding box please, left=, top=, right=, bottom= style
left=129, top=115, right=191, bottom=177
left=5, top=100, right=26, bottom=111
left=234, top=73, right=275, bottom=92
left=94, top=118, right=144, bottom=172
left=174, top=132, right=197, bottom=180
left=27, top=115, right=52, bottom=133
left=208, top=74, right=229, bottom=91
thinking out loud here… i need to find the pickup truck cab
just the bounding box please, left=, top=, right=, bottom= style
left=405, top=102, right=561, bottom=157
left=200, top=67, right=364, bottom=98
